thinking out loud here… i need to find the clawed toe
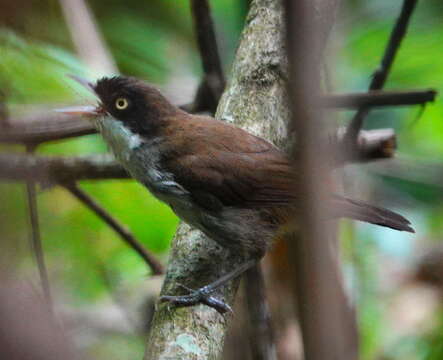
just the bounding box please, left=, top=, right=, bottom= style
left=160, top=285, right=232, bottom=314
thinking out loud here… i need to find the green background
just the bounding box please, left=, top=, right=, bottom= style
left=1, top=1, right=443, bottom=359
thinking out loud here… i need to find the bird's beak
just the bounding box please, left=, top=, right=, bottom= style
left=55, top=75, right=106, bottom=118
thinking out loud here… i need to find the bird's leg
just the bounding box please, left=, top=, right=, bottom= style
left=160, top=259, right=257, bottom=314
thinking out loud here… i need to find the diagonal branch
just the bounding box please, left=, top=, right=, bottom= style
left=181, top=0, right=226, bottom=114
left=190, top=0, right=225, bottom=87
left=64, top=183, right=164, bottom=275
left=367, top=0, right=419, bottom=91
left=344, top=0, right=419, bottom=143
left=59, top=0, right=118, bottom=75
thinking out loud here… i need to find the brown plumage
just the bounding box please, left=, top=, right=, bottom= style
left=89, top=76, right=414, bottom=258
left=161, top=113, right=413, bottom=229
left=60, top=75, right=415, bottom=312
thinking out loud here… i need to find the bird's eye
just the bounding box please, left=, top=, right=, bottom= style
left=115, top=97, right=129, bottom=110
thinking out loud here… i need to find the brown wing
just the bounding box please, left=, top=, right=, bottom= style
left=168, top=150, right=296, bottom=209
left=160, top=114, right=414, bottom=232
left=161, top=114, right=297, bottom=210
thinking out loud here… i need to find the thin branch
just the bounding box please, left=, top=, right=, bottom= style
left=344, top=0, right=419, bottom=142
left=323, top=89, right=436, bottom=109
left=185, top=0, right=226, bottom=114
left=245, top=264, right=277, bottom=360
left=64, top=183, right=163, bottom=275
left=0, top=153, right=128, bottom=183
left=25, top=144, right=54, bottom=313
left=368, top=0, right=419, bottom=91
left=0, top=114, right=95, bottom=145
left=190, top=0, right=225, bottom=85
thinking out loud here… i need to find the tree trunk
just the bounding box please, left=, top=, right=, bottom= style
left=143, top=1, right=288, bottom=359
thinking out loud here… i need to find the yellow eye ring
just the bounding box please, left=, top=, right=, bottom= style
left=115, top=97, right=129, bottom=110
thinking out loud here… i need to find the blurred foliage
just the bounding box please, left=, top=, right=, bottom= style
left=1, top=0, right=443, bottom=359
left=336, top=2, right=443, bottom=360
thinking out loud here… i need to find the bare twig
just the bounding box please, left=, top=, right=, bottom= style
left=323, top=89, right=436, bottom=109
left=24, top=145, right=54, bottom=314
left=64, top=183, right=163, bottom=275
left=367, top=0, right=419, bottom=91
left=0, top=153, right=128, bottom=183
left=183, top=0, right=226, bottom=114
left=190, top=0, right=224, bottom=82
left=0, top=114, right=94, bottom=145
left=245, top=264, right=277, bottom=360
left=344, top=0, right=419, bottom=143
left=284, top=0, right=358, bottom=359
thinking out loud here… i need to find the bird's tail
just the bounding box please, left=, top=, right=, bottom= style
left=333, top=195, right=414, bottom=233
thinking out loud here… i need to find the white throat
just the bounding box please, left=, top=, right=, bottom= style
left=94, top=115, right=144, bottom=163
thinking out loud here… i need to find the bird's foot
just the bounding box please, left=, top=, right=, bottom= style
left=160, top=283, right=232, bottom=314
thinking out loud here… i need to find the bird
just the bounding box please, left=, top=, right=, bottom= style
left=60, top=75, right=414, bottom=313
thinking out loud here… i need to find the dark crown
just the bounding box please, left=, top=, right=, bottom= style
left=93, top=76, right=178, bottom=136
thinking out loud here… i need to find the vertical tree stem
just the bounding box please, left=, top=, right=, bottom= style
left=25, top=145, right=54, bottom=313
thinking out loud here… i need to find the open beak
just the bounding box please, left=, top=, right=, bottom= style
left=55, top=75, right=105, bottom=118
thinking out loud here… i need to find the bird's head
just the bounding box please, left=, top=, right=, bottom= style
left=57, top=75, right=178, bottom=160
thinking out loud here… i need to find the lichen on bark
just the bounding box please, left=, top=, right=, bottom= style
left=217, top=0, right=290, bottom=147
